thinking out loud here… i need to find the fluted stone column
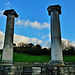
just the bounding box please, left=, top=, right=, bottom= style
left=47, top=5, right=64, bottom=66
left=2, top=9, right=18, bottom=65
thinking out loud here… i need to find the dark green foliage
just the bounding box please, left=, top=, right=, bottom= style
left=63, top=47, right=75, bottom=55
left=63, top=55, right=75, bottom=62
left=14, top=43, right=75, bottom=55
left=0, top=50, right=2, bottom=53
left=14, top=43, right=51, bottom=55
left=14, top=46, right=50, bottom=55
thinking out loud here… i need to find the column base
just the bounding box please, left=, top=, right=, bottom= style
left=0, top=60, right=13, bottom=66
left=50, top=60, right=65, bottom=66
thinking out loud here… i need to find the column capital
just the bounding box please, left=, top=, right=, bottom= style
left=3, top=9, right=18, bottom=18
left=47, top=5, right=61, bottom=15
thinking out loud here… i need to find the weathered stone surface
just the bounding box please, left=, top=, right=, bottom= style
left=47, top=5, right=64, bottom=66
left=2, top=9, right=18, bottom=64
left=0, top=65, right=23, bottom=75
left=4, top=9, right=18, bottom=18
left=21, top=65, right=75, bottom=75
left=0, top=62, right=75, bottom=75
left=21, top=67, right=32, bottom=75
left=47, top=5, right=61, bottom=15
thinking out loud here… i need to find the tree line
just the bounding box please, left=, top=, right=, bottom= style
left=14, top=42, right=50, bottom=55
left=13, top=42, right=75, bottom=55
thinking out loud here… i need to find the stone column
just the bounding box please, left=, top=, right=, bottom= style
left=47, top=5, right=64, bottom=66
left=2, top=9, right=18, bottom=65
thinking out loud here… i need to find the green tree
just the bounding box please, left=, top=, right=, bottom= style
left=27, top=43, right=34, bottom=48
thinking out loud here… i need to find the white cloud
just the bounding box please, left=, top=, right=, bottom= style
left=42, top=38, right=75, bottom=49
left=0, top=31, right=43, bottom=49
left=41, top=22, right=49, bottom=28
left=0, top=31, right=5, bottom=49
left=42, top=41, right=49, bottom=49
left=42, top=34, right=50, bottom=39
left=48, top=33, right=51, bottom=40
left=41, top=35, right=45, bottom=39
left=16, top=19, right=24, bottom=25
left=42, top=41, right=51, bottom=49
left=37, top=40, right=43, bottom=44
left=30, top=21, right=41, bottom=29
left=61, top=38, right=75, bottom=50
left=5, top=2, right=12, bottom=6
left=16, top=19, right=49, bottom=29
left=0, top=11, right=4, bottom=17
left=14, top=34, right=43, bottom=46
left=48, top=34, right=75, bottom=48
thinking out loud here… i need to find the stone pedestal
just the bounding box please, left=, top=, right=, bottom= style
left=0, top=65, right=23, bottom=75
left=47, top=5, right=64, bottom=66
left=2, top=9, right=18, bottom=65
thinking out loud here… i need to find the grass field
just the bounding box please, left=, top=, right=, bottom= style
left=13, top=53, right=75, bottom=62
left=13, top=53, right=50, bottom=62
left=63, top=55, right=75, bottom=62
left=0, top=52, right=75, bottom=62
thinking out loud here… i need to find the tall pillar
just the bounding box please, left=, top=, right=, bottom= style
left=2, top=9, right=18, bottom=65
left=47, top=5, right=64, bottom=66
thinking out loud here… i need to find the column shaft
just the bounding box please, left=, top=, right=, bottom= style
left=51, top=10, right=63, bottom=61
left=47, top=5, right=64, bottom=66
left=2, top=14, right=15, bottom=63
left=2, top=9, right=18, bottom=65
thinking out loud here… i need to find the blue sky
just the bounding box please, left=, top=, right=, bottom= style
left=0, top=0, right=75, bottom=48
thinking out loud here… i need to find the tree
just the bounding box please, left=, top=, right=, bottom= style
left=47, top=39, right=75, bottom=51
left=35, top=44, right=41, bottom=49
left=13, top=43, right=16, bottom=47
left=27, top=43, right=34, bottom=48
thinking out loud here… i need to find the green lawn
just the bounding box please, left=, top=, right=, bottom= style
left=13, top=53, right=75, bottom=62
left=63, top=55, right=75, bottom=62
left=0, top=52, right=75, bottom=62
left=13, top=53, right=50, bottom=62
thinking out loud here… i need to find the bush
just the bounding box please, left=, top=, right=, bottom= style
left=14, top=47, right=50, bottom=55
